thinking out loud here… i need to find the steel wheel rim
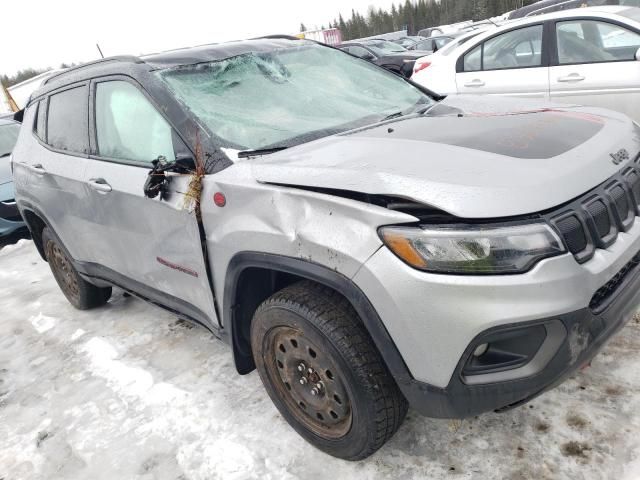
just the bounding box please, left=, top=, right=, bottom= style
left=46, top=241, right=80, bottom=300
left=264, top=326, right=352, bottom=439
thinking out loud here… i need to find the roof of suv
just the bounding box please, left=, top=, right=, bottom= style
left=36, top=37, right=310, bottom=101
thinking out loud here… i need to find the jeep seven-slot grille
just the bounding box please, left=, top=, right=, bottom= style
left=544, top=156, right=640, bottom=264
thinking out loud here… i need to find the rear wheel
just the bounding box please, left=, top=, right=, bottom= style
left=251, top=281, right=407, bottom=460
left=42, top=227, right=112, bottom=310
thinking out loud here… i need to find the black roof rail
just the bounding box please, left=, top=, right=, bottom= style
left=43, top=55, right=145, bottom=85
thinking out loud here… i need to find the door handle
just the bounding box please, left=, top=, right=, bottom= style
left=26, top=163, right=47, bottom=175
left=87, top=178, right=112, bottom=193
left=464, top=79, right=485, bottom=87
left=557, top=73, right=585, bottom=82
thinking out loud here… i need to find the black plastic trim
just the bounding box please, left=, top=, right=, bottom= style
left=75, top=261, right=220, bottom=336
left=223, top=252, right=414, bottom=384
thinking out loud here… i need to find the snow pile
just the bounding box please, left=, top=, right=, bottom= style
left=1, top=240, right=640, bottom=479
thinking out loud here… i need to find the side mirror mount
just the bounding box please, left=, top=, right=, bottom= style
left=636, top=47, right=640, bottom=61
left=173, top=154, right=196, bottom=173
left=361, top=53, right=376, bottom=61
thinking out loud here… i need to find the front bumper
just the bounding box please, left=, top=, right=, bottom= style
left=402, top=279, right=639, bottom=417
left=354, top=218, right=640, bottom=418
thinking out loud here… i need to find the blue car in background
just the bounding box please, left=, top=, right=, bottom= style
left=0, top=118, right=25, bottom=238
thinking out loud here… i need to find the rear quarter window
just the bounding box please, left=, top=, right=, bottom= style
left=33, top=101, right=46, bottom=141
left=46, top=85, right=89, bottom=154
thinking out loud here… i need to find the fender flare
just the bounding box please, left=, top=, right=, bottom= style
left=223, top=251, right=413, bottom=385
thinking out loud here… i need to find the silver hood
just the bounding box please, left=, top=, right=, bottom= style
left=252, top=96, right=640, bottom=218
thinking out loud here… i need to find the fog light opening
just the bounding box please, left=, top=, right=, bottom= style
left=473, top=343, right=489, bottom=357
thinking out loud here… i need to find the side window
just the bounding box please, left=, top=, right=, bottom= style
left=482, top=25, right=543, bottom=70
left=463, top=45, right=482, bottom=71
left=33, top=101, right=46, bottom=141
left=46, top=86, right=89, bottom=154
left=435, top=38, right=450, bottom=49
left=95, top=81, right=176, bottom=163
left=348, top=46, right=374, bottom=58
left=419, top=39, right=434, bottom=51
left=557, top=20, right=640, bottom=64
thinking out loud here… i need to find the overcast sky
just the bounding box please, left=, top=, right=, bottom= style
left=2, top=0, right=396, bottom=76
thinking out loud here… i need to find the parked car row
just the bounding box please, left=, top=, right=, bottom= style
left=411, top=6, right=640, bottom=123
left=337, top=39, right=432, bottom=77
left=0, top=117, right=26, bottom=239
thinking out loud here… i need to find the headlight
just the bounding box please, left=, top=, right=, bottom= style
left=379, top=223, right=566, bottom=274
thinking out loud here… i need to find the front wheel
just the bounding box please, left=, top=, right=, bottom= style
left=251, top=281, right=408, bottom=460
left=42, top=227, right=112, bottom=310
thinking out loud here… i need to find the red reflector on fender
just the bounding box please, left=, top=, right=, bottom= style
left=213, top=192, right=226, bottom=207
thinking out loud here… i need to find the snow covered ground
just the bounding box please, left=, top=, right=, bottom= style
left=1, top=240, right=640, bottom=480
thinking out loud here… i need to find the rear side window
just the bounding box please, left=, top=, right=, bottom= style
left=463, top=45, right=482, bottom=71
left=462, top=25, right=544, bottom=71
left=33, top=101, right=46, bottom=141
left=46, top=86, right=89, bottom=154
left=95, top=81, right=176, bottom=164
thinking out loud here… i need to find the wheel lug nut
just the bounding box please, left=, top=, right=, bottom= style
left=311, top=388, right=319, bottom=396
left=307, top=368, right=314, bottom=374
left=298, top=363, right=306, bottom=372
left=316, top=382, right=323, bottom=390
left=299, top=377, right=308, bottom=385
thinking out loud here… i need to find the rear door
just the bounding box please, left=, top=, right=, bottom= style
left=549, top=18, right=640, bottom=121
left=456, top=24, right=550, bottom=98
left=24, top=84, right=95, bottom=262
left=84, top=77, right=217, bottom=328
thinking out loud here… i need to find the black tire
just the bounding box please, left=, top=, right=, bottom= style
left=251, top=280, right=408, bottom=460
left=42, top=227, right=112, bottom=310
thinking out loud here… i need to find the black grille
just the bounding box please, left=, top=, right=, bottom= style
left=588, top=199, right=611, bottom=238
left=556, top=214, right=587, bottom=253
left=546, top=162, right=640, bottom=263
left=590, top=251, right=640, bottom=311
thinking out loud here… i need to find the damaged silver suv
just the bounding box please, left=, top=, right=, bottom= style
left=11, top=37, right=640, bottom=460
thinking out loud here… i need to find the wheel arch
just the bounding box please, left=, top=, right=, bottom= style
left=223, top=252, right=413, bottom=386
left=20, top=205, right=49, bottom=260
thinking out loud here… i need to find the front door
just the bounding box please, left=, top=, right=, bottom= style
left=549, top=18, right=640, bottom=122
left=83, top=78, right=217, bottom=328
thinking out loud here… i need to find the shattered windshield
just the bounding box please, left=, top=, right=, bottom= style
left=157, top=43, right=432, bottom=151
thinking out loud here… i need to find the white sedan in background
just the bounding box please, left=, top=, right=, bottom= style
left=412, top=6, right=640, bottom=122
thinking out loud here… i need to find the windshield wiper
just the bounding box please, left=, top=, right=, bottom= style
left=381, top=111, right=405, bottom=121
left=0, top=153, right=10, bottom=158
left=237, top=147, right=289, bottom=158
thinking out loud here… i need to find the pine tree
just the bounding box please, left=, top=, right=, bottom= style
left=300, top=23, right=307, bottom=33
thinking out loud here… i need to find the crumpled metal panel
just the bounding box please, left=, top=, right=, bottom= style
left=200, top=162, right=417, bottom=320
left=252, top=96, right=640, bottom=218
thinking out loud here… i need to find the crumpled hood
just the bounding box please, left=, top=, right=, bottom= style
left=252, top=95, right=640, bottom=218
